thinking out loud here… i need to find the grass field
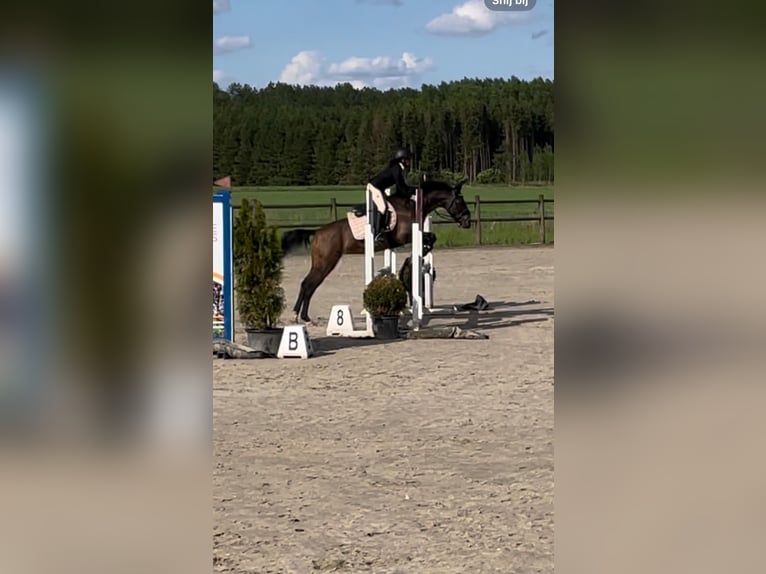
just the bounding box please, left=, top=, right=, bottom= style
left=229, top=184, right=554, bottom=247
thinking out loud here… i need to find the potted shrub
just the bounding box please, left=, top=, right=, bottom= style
left=233, top=197, right=286, bottom=355
left=363, top=273, right=408, bottom=339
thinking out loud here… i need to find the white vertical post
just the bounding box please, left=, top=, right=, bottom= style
left=383, top=248, right=396, bottom=274
left=411, top=188, right=424, bottom=327
left=362, top=186, right=376, bottom=333
left=423, top=215, right=434, bottom=311
left=382, top=187, right=396, bottom=274
left=411, top=222, right=423, bottom=325
left=364, top=185, right=375, bottom=286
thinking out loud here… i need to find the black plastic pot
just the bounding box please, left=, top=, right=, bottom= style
left=372, top=316, right=400, bottom=339
left=245, top=328, right=284, bottom=357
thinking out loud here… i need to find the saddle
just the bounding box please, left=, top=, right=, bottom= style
left=347, top=192, right=398, bottom=241
left=351, top=202, right=392, bottom=222
left=351, top=204, right=391, bottom=229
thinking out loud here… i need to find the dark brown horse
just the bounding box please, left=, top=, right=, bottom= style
left=281, top=179, right=471, bottom=323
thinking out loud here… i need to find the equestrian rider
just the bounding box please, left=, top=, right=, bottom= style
left=367, top=148, right=418, bottom=240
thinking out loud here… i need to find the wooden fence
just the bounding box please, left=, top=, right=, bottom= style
left=233, top=194, right=554, bottom=245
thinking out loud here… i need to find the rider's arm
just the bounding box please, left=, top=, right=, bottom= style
left=394, top=165, right=416, bottom=197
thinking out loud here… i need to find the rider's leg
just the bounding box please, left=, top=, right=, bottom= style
left=381, top=210, right=392, bottom=236
left=369, top=185, right=389, bottom=240
left=373, top=210, right=386, bottom=240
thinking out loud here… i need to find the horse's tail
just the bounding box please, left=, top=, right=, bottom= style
left=281, top=229, right=316, bottom=254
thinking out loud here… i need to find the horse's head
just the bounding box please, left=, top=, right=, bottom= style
left=449, top=180, right=472, bottom=228
left=422, top=179, right=472, bottom=228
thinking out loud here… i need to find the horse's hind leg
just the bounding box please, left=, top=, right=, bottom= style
left=294, top=269, right=319, bottom=324
left=297, top=260, right=340, bottom=324
left=292, top=281, right=306, bottom=321
left=292, top=268, right=321, bottom=323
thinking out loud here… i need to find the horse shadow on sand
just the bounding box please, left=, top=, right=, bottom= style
left=309, top=299, right=553, bottom=355
left=311, top=334, right=407, bottom=356
left=413, top=299, right=554, bottom=333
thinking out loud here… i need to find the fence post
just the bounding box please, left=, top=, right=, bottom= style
left=474, top=195, right=482, bottom=245
left=538, top=194, right=546, bottom=244
left=330, top=197, right=338, bottom=221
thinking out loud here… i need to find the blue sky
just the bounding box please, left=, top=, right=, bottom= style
left=213, top=0, right=553, bottom=89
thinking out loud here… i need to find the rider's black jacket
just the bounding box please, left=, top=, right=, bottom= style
left=369, top=161, right=417, bottom=199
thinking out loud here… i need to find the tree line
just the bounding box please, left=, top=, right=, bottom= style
left=213, top=77, right=554, bottom=186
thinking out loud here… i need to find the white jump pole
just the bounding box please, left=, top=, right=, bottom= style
left=359, top=186, right=376, bottom=333
left=423, top=214, right=434, bottom=311
left=364, top=185, right=375, bottom=286
left=411, top=187, right=424, bottom=328
left=383, top=187, right=396, bottom=273
left=384, top=248, right=396, bottom=274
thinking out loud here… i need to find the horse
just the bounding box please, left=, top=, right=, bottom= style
left=281, top=179, right=472, bottom=324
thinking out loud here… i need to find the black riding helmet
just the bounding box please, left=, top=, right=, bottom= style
left=394, top=148, right=412, bottom=161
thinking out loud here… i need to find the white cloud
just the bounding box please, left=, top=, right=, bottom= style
left=213, top=69, right=238, bottom=87
left=213, top=0, right=230, bottom=14
left=328, top=52, right=431, bottom=78
left=426, top=0, right=529, bottom=36
left=279, top=50, right=433, bottom=89
left=213, top=68, right=239, bottom=90
left=213, top=35, right=251, bottom=55
left=279, top=51, right=325, bottom=86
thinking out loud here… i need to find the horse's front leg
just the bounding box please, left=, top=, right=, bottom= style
left=398, top=257, right=413, bottom=307
left=423, top=231, right=436, bottom=256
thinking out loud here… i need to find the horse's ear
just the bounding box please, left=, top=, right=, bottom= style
left=455, top=179, right=467, bottom=193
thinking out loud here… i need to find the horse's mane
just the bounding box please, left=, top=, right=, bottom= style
left=420, top=179, right=455, bottom=194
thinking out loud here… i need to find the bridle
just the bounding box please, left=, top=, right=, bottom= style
left=428, top=189, right=467, bottom=223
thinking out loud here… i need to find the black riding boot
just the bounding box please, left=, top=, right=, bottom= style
left=373, top=211, right=386, bottom=241
left=370, top=210, right=379, bottom=239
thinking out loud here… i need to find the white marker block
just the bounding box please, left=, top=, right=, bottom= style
left=277, top=325, right=313, bottom=359
left=326, top=304, right=357, bottom=336
left=326, top=304, right=373, bottom=338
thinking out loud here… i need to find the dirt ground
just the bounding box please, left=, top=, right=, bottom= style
left=214, top=246, right=554, bottom=573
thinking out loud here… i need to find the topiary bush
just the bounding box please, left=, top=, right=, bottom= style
left=363, top=274, right=408, bottom=318
left=233, top=197, right=285, bottom=330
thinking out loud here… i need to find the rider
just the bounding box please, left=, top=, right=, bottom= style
left=367, top=148, right=418, bottom=240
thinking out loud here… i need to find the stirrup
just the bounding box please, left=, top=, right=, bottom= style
left=375, top=225, right=390, bottom=239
